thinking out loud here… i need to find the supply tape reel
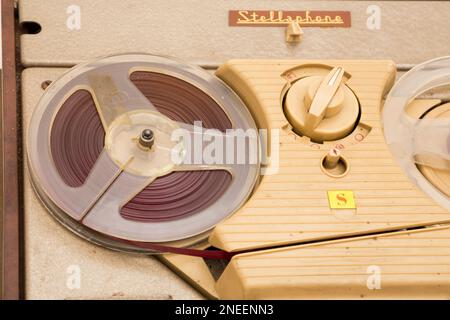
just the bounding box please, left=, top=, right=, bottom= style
left=28, top=54, right=260, bottom=253
left=384, top=56, right=450, bottom=210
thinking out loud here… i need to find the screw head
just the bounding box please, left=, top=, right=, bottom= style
left=139, top=129, right=155, bottom=148
left=142, top=129, right=153, bottom=140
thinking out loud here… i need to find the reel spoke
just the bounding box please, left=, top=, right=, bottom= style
left=88, top=66, right=158, bottom=129
left=44, top=150, right=123, bottom=221
left=82, top=172, right=158, bottom=239
left=172, top=122, right=259, bottom=174
left=412, top=118, right=450, bottom=170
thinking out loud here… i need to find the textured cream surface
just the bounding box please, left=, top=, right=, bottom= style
left=19, top=0, right=450, bottom=67
left=210, top=60, right=450, bottom=252
left=217, top=226, right=450, bottom=299
left=22, top=68, right=203, bottom=300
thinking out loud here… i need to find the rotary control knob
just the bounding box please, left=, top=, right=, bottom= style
left=284, top=66, right=360, bottom=142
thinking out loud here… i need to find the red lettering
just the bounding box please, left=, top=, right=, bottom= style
left=355, top=133, right=364, bottom=142
left=336, top=193, right=347, bottom=205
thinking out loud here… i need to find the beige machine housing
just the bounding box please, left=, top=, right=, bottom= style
left=19, top=0, right=450, bottom=67
left=211, top=59, right=448, bottom=252
left=217, top=225, right=450, bottom=299
left=18, top=0, right=450, bottom=299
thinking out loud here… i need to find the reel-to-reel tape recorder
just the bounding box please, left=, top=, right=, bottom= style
left=23, top=53, right=450, bottom=299
left=3, top=0, right=450, bottom=300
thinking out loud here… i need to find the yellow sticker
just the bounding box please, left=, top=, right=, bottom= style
left=327, top=191, right=356, bottom=209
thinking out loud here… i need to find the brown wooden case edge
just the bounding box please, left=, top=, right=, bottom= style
left=1, top=0, right=21, bottom=300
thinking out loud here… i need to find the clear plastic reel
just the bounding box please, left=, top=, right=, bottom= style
left=383, top=56, right=450, bottom=210
left=27, top=54, right=260, bottom=251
